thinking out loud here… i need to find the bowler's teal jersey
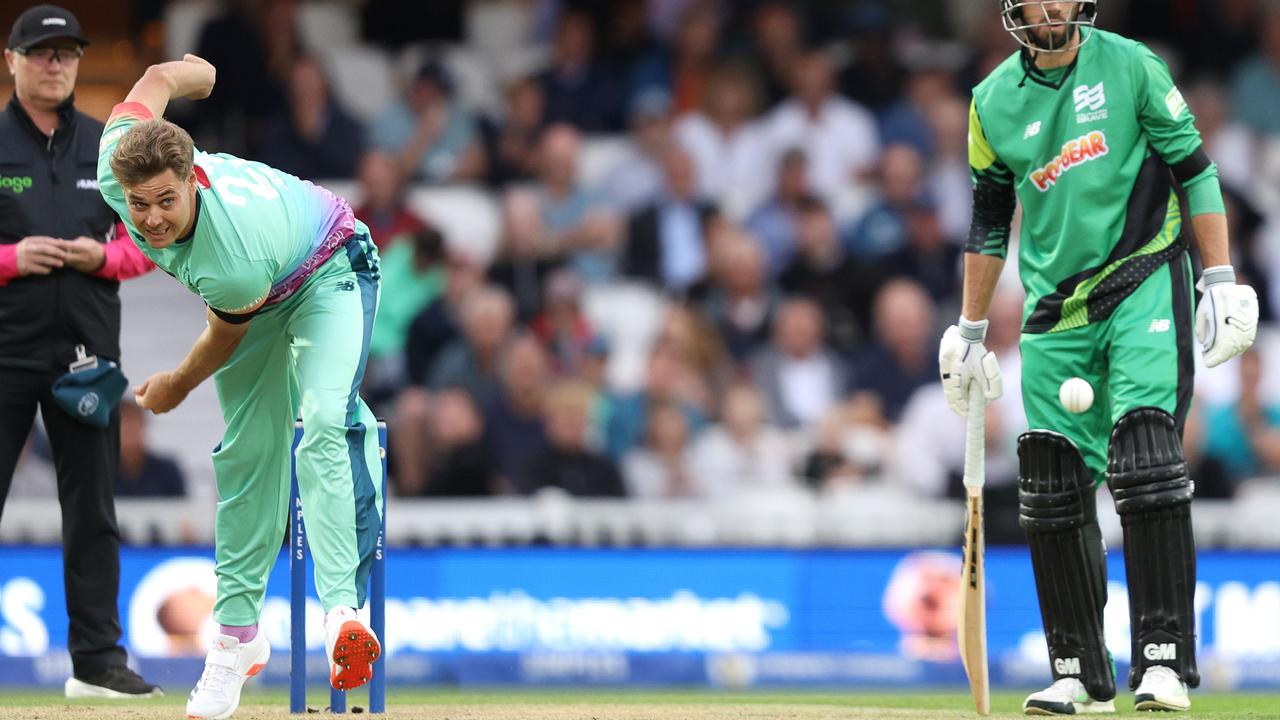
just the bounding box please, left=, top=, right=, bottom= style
left=97, top=102, right=355, bottom=315
left=967, top=29, right=1209, bottom=333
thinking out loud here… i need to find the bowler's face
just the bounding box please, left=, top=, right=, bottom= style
left=123, top=169, right=197, bottom=249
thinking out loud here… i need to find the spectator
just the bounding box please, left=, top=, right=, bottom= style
left=527, top=381, right=626, bottom=497
left=701, top=235, right=778, bottom=361
left=881, top=195, right=961, bottom=306
left=799, top=401, right=888, bottom=493
left=654, top=304, right=733, bottom=413
left=622, top=400, right=699, bottom=498
left=606, top=344, right=708, bottom=459
left=531, top=269, right=599, bottom=377
left=115, top=399, right=185, bottom=497
left=601, top=86, right=676, bottom=214
left=603, top=0, right=666, bottom=97
left=352, top=150, right=430, bottom=251
left=0, top=4, right=159, bottom=697
left=420, top=389, right=494, bottom=497
left=849, top=279, right=938, bottom=423
left=878, top=67, right=960, bottom=159
left=747, top=2, right=805, bottom=108
left=1185, top=78, right=1257, bottom=193
left=489, top=186, right=561, bottom=323
left=663, top=0, right=724, bottom=114
left=480, top=75, right=546, bottom=188
left=259, top=55, right=363, bottom=180
left=746, top=147, right=811, bottom=275
left=690, top=383, right=797, bottom=499
left=622, top=145, right=717, bottom=293
left=838, top=2, right=907, bottom=113
left=1231, top=4, right=1280, bottom=137
left=483, top=335, right=551, bottom=494
left=538, top=8, right=625, bottom=133
left=749, top=298, right=846, bottom=429
left=674, top=60, right=771, bottom=218
left=428, top=285, right=516, bottom=408
left=779, top=196, right=882, bottom=350
left=365, top=227, right=447, bottom=407
left=368, top=62, right=485, bottom=183
left=1189, top=348, right=1280, bottom=496
left=923, top=94, right=975, bottom=243
left=846, top=143, right=927, bottom=258
left=761, top=48, right=880, bottom=223
left=534, top=124, right=620, bottom=284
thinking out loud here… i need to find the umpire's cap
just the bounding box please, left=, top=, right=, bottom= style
left=8, top=4, right=89, bottom=51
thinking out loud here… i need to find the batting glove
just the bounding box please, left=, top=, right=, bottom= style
left=1196, top=265, right=1258, bottom=368
left=939, top=316, right=1003, bottom=418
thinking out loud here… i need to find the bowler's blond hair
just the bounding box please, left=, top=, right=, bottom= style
left=109, top=119, right=195, bottom=187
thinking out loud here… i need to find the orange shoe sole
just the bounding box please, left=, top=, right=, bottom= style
left=329, top=620, right=381, bottom=691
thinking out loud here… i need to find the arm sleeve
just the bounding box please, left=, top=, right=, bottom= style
left=92, top=222, right=156, bottom=281
left=0, top=244, right=17, bottom=287
left=198, top=260, right=272, bottom=316
left=965, top=99, right=1017, bottom=259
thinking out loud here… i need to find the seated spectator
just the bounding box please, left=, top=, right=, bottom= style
left=531, top=269, right=599, bottom=377
left=601, top=87, right=676, bottom=214
left=368, top=62, right=485, bottom=183
left=700, top=235, right=778, bottom=362
left=538, top=8, right=625, bottom=133
left=690, top=384, right=797, bottom=499
left=846, top=143, right=927, bottom=258
left=654, top=304, right=733, bottom=412
left=527, top=381, right=626, bottom=496
left=606, top=344, right=708, bottom=459
left=750, top=298, right=846, bottom=429
left=837, top=3, right=906, bottom=114
left=533, top=124, right=621, bottom=284
left=848, top=279, right=938, bottom=423
left=878, top=67, right=960, bottom=160
left=747, top=2, right=804, bottom=108
left=353, top=150, right=431, bottom=250
left=483, top=335, right=552, bottom=494
left=489, top=186, right=562, bottom=323
left=116, top=399, right=186, bottom=497
left=480, top=75, right=546, bottom=188
left=420, top=389, right=494, bottom=497
left=661, top=0, right=724, bottom=114
left=761, top=48, right=880, bottom=223
left=621, top=146, right=717, bottom=294
left=881, top=195, right=961, bottom=306
left=259, top=55, right=363, bottom=180
left=1189, top=348, right=1280, bottom=497
left=622, top=401, right=699, bottom=499
left=429, top=286, right=516, bottom=408
left=674, top=60, right=770, bottom=218
left=746, top=147, right=811, bottom=276
left=1230, top=4, right=1280, bottom=137
left=365, top=227, right=447, bottom=407
left=779, top=195, right=882, bottom=350
left=799, top=399, right=889, bottom=493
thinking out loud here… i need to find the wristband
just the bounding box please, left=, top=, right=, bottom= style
left=1200, top=265, right=1235, bottom=290
left=958, top=316, right=989, bottom=344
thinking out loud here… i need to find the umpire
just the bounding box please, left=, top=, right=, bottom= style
left=0, top=5, right=158, bottom=698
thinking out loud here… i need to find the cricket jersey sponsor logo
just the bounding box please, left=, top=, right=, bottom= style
left=1024, top=121, right=1042, bottom=139
left=1148, top=319, right=1171, bottom=333
left=1073, top=82, right=1108, bottom=123
left=1144, top=642, right=1177, bottom=661
left=1166, top=87, right=1188, bottom=120
left=75, top=178, right=98, bottom=190
left=0, top=175, right=33, bottom=194
left=1054, top=657, right=1082, bottom=675
left=1029, top=131, right=1109, bottom=192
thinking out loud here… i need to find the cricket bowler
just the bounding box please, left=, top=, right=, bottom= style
left=97, top=54, right=384, bottom=719
left=939, top=1, right=1258, bottom=714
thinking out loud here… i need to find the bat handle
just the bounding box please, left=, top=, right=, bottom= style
left=963, top=381, right=986, bottom=490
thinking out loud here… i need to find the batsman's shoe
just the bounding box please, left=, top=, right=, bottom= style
left=325, top=606, right=381, bottom=691
left=1134, top=665, right=1191, bottom=712
left=186, top=633, right=270, bottom=720
left=1024, top=678, right=1116, bottom=715
left=65, top=664, right=163, bottom=699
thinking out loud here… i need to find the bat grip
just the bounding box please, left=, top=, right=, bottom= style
left=964, top=381, right=986, bottom=490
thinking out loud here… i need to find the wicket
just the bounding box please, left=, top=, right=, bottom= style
left=288, top=421, right=387, bottom=714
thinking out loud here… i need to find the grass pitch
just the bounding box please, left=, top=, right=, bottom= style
left=1, top=689, right=1279, bottom=719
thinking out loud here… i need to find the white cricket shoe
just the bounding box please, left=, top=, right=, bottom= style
left=1023, top=677, right=1116, bottom=715
left=185, top=633, right=270, bottom=720
left=325, top=606, right=381, bottom=691
left=1134, top=665, right=1191, bottom=712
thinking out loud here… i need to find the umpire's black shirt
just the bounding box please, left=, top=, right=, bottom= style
left=0, top=93, right=121, bottom=371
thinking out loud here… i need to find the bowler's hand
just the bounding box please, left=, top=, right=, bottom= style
left=939, top=317, right=1003, bottom=418
left=60, top=237, right=106, bottom=273
left=180, top=53, right=216, bottom=99
left=1196, top=266, right=1258, bottom=368
left=15, top=236, right=66, bottom=276
left=135, top=371, right=190, bottom=414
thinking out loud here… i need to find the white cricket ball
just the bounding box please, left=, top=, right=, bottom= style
left=1059, top=377, right=1095, bottom=414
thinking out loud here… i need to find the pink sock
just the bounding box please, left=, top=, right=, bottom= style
left=220, top=624, right=258, bottom=643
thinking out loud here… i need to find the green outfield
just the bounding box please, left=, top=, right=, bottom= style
left=1, top=690, right=1280, bottom=719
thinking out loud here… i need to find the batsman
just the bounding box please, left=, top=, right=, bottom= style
left=97, top=55, right=384, bottom=719
left=939, top=1, right=1258, bottom=715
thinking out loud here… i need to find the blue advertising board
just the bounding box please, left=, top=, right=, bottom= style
left=1, top=546, right=1279, bottom=689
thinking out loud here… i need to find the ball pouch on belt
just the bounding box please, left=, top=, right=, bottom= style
left=51, top=344, right=128, bottom=428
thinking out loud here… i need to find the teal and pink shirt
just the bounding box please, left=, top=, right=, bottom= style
left=97, top=102, right=356, bottom=315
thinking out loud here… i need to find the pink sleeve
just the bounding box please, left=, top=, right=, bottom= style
left=92, top=224, right=155, bottom=281
left=0, top=244, right=17, bottom=288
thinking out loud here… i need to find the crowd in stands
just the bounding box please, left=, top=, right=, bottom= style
left=97, top=0, right=1280, bottom=502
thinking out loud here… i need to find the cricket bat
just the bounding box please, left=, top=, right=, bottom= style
left=957, top=382, right=990, bottom=715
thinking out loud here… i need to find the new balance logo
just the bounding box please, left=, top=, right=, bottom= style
left=1054, top=657, right=1082, bottom=675
left=335, top=280, right=355, bottom=292
left=1024, top=121, right=1042, bottom=139
left=1074, top=82, right=1109, bottom=123
left=1144, top=643, right=1177, bottom=661
left=1148, top=319, right=1171, bottom=333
